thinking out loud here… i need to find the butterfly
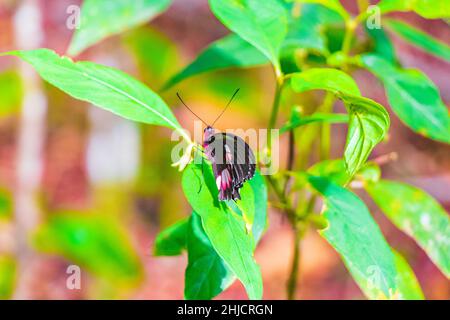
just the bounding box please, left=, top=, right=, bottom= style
left=177, top=89, right=256, bottom=201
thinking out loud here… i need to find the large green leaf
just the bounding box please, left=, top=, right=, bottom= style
left=208, top=0, right=288, bottom=70
left=361, top=54, right=450, bottom=143
left=280, top=110, right=348, bottom=133
left=308, top=176, right=399, bottom=299
left=290, top=68, right=361, bottom=96
left=185, top=212, right=235, bottom=300
left=366, top=180, right=450, bottom=278
left=185, top=171, right=266, bottom=300
left=393, top=250, right=425, bottom=300
left=365, top=25, right=396, bottom=64
left=124, top=27, right=179, bottom=86
left=0, top=189, right=12, bottom=220
left=386, top=19, right=450, bottom=62
left=154, top=218, right=188, bottom=256
left=0, top=255, right=16, bottom=299
left=0, top=71, right=22, bottom=117
left=412, top=0, right=450, bottom=18
left=290, top=69, right=389, bottom=176
left=33, top=214, right=143, bottom=285
left=6, top=49, right=188, bottom=140
left=305, top=159, right=380, bottom=187
left=152, top=167, right=266, bottom=300
left=378, top=0, right=450, bottom=19
left=248, top=172, right=268, bottom=241
left=283, top=3, right=343, bottom=56
left=307, top=159, right=349, bottom=186
left=340, top=94, right=390, bottom=177
left=68, top=0, right=172, bottom=55
left=163, top=34, right=268, bottom=90
left=182, top=162, right=263, bottom=299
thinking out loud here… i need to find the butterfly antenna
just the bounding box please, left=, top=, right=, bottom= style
left=211, top=88, right=240, bottom=127
left=176, top=92, right=209, bottom=126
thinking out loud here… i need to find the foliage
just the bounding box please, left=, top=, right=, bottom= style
left=33, top=213, right=144, bottom=286
left=0, top=189, right=13, bottom=220
left=2, top=0, right=449, bottom=300
left=366, top=180, right=450, bottom=277
left=68, top=0, right=173, bottom=56
left=0, top=71, right=22, bottom=117
left=0, top=256, right=16, bottom=299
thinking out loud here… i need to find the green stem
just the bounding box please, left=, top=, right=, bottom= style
left=267, top=77, right=284, bottom=153
left=287, top=227, right=301, bottom=300
left=283, top=130, right=295, bottom=195
left=341, top=19, right=357, bottom=72
left=319, top=93, right=335, bottom=161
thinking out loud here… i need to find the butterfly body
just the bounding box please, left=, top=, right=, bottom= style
left=203, top=126, right=256, bottom=201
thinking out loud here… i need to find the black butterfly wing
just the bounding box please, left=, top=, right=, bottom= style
left=205, top=133, right=256, bottom=201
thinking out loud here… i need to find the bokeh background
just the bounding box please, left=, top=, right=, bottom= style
left=0, top=0, right=449, bottom=299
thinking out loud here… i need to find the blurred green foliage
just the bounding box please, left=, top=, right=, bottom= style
left=0, top=189, right=13, bottom=220
left=68, top=0, right=173, bottom=56
left=0, top=71, right=22, bottom=117
left=0, top=256, right=16, bottom=300
left=33, top=213, right=143, bottom=287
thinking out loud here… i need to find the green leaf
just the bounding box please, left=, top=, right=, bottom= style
left=393, top=250, right=425, bottom=300
left=283, top=3, right=343, bottom=55
left=290, top=68, right=361, bottom=96
left=68, top=0, right=172, bottom=56
left=185, top=171, right=266, bottom=300
left=307, top=159, right=348, bottom=186
left=386, top=19, right=450, bottom=62
left=378, top=0, right=450, bottom=19
left=308, top=176, right=399, bottom=299
left=293, top=0, right=350, bottom=20
left=185, top=212, right=235, bottom=300
left=361, top=54, right=450, bottom=143
left=412, top=0, right=450, bottom=18
left=182, top=162, right=263, bottom=300
left=290, top=69, right=389, bottom=176
left=33, top=213, right=143, bottom=285
left=366, top=180, right=450, bottom=278
left=6, top=49, right=189, bottom=141
left=124, top=27, right=179, bottom=86
left=365, top=25, right=396, bottom=64
left=356, top=162, right=381, bottom=183
left=0, top=255, right=16, bottom=299
left=154, top=218, right=188, bottom=256
left=0, top=189, right=13, bottom=220
left=243, top=171, right=268, bottom=242
left=163, top=34, right=268, bottom=90
left=305, top=160, right=380, bottom=187
left=377, top=0, right=412, bottom=14
left=340, top=94, right=390, bottom=177
left=0, top=71, right=22, bottom=117
left=281, top=109, right=348, bottom=133
left=208, top=0, right=288, bottom=70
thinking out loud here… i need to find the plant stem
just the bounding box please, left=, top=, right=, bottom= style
left=265, top=67, right=305, bottom=300
left=319, top=93, right=335, bottom=161
left=267, top=77, right=284, bottom=154
left=287, top=226, right=301, bottom=300
left=341, top=19, right=357, bottom=72
left=283, top=130, right=295, bottom=195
